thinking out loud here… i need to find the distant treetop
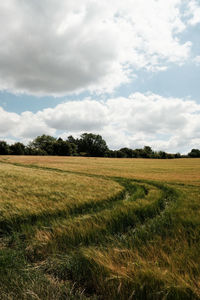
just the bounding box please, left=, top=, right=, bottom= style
left=0, top=133, right=198, bottom=158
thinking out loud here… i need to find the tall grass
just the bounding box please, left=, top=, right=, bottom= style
left=3, top=156, right=200, bottom=185
left=0, top=157, right=200, bottom=299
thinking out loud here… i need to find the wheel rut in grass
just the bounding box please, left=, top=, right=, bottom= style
left=35, top=179, right=179, bottom=300
left=0, top=160, right=180, bottom=299
left=0, top=160, right=178, bottom=252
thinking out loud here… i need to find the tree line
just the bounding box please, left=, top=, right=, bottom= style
left=0, top=133, right=199, bottom=158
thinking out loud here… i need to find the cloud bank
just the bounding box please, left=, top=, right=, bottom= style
left=0, top=0, right=197, bottom=95
left=0, top=93, right=200, bottom=153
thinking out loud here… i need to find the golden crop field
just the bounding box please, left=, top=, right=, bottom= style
left=3, top=155, right=200, bottom=185
left=0, top=156, right=200, bottom=300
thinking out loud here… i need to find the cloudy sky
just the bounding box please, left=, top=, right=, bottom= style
left=0, top=0, right=200, bottom=153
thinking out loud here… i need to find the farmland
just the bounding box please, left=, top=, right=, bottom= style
left=0, top=156, right=200, bottom=299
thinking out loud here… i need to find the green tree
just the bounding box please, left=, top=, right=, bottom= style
left=158, top=151, right=167, bottom=159
left=67, top=135, right=78, bottom=145
left=119, top=148, right=134, bottom=158
left=78, top=133, right=108, bottom=157
left=142, top=146, right=154, bottom=158
left=29, top=135, right=56, bottom=155
left=10, top=142, right=25, bottom=155
left=0, top=141, right=9, bottom=155
left=188, top=149, right=200, bottom=158
left=116, top=150, right=126, bottom=158
left=66, top=136, right=78, bottom=155
left=53, top=138, right=72, bottom=156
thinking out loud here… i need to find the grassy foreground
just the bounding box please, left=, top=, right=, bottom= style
left=0, top=156, right=200, bottom=299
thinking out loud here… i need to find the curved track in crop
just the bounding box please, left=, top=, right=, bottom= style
left=0, top=160, right=182, bottom=300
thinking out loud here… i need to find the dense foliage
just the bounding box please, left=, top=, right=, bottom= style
left=0, top=133, right=199, bottom=158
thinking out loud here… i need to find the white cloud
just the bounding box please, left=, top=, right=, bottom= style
left=40, top=100, right=108, bottom=131
left=194, top=55, right=200, bottom=65
left=186, top=0, right=200, bottom=25
left=1, top=93, right=200, bottom=153
left=0, top=0, right=193, bottom=95
left=0, top=108, right=55, bottom=139
left=0, top=107, right=20, bottom=134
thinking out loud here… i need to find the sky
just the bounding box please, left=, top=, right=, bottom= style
left=0, top=0, right=200, bottom=153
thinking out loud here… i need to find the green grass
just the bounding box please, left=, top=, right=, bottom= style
left=0, top=156, right=200, bottom=299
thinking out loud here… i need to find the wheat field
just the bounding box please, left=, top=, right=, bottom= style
left=0, top=156, right=200, bottom=299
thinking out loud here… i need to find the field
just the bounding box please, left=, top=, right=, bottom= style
left=0, top=156, right=200, bottom=300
